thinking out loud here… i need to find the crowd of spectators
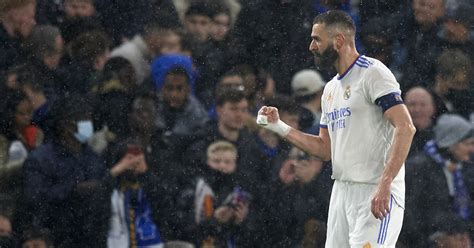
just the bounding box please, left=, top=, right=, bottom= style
left=0, top=0, right=473, bottom=247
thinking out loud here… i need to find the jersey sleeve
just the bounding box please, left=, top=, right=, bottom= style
left=319, top=86, right=328, bottom=129
left=364, top=62, right=401, bottom=104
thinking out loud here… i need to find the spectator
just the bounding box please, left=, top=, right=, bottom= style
left=105, top=135, right=172, bottom=247
left=291, top=69, right=325, bottom=134
left=22, top=25, right=66, bottom=100
left=22, top=95, right=109, bottom=247
left=402, top=114, right=474, bottom=247
left=151, top=54, right=209, bottom=137
left=360, top=16, right=401, bottom=80
left=93, top=57, right=137, bottom=140
left=263, top=146, right=332, bottom=247
left=438, top=2, right=474, bottom=63
left=0, top=213, right=16, bottom=247
left=233, top=0, right=315, bottom=94
left=64, top=30, right=111, bottom=96
left=59, top=0, right=102, bottom=43
left=184, top=3, right=213, bottom=43
left=233, top=64, right=275, bottom=116
left=433, top=49, right=473, bottom=118
left=400, top=0, right=445, bottom=90
left=0, top=90, right=42, bottom=199
left=20, top=228, right=54, bottom=248
left=160, top=28, right=184, bottom=55
left=97, top=0, right=180, bottom=45
left=404, top=86, right=447, bottom=156
left=207, top=69, right=245, bottom=119
left=195, top=3, right=244, bottom=104
left=110, top=23, right=170, bottom=85
left=173, top=0, right=240, bottom=27
left=428, top=216, right=471, bottom=248
left=174, top=141, right=250, bottom=246
left=0, top=0, right=37, bottom=73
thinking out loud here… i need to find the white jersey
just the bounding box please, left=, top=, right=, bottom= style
left=320, top=55, right=405, bottom=188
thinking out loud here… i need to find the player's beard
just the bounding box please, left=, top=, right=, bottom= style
left=313, top=45, right=339, bottom=71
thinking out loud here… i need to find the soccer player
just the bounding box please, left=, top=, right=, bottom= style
left=257, top=10, right=416, bottom=247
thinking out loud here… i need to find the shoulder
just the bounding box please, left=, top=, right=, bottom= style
left=362, top=56, right=396, bottom=80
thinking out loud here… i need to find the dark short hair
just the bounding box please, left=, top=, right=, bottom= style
left=185, top=3, right=214, bottom=19
left=216, top=88, right=246, bottom=107
left=436, top=49, right=472, bottom=80
left=70, top=30, right=110, bottom=67
left=313, top=10, right=356, bottom=33
left=166, top=67, right=190, bottom=81
left=0, top=89, right=29, bottom=140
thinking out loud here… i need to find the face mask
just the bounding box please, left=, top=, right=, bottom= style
left=74, top=120, right=94, bottom=143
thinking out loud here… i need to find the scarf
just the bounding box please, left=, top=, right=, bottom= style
left=424, top=140, right=470, bottom=220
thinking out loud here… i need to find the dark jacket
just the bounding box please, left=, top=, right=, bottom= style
left=401, top=152, right=472, bottom=247
left=22, top=141, right=109, bottom=247
left=172, top=164, right=249, bottom=247
left=0, top=24, right=26, bottom=74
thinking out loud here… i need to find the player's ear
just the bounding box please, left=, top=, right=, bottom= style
left=334, top=33, right=345, bottom=51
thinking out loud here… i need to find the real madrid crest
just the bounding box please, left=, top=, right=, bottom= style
left=344, top=85, right=351, bottom=100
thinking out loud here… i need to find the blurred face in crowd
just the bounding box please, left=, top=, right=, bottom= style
left=449, top=137, right=474, bottom=162
left=64, top=0, right=96, bottom=18
left=43, top=34, right=65, bottom=70
left=405, top=87, right=435, bottom=130
left=220, top=75, right=244, bottom=87
left=129, top=97, right=156, bottom=133
left=207, top=150, right=237, bottom=174
left=4, top=3, right=36, bottom=38
left=362, top=34, right=393, bottom=66
left=15, top=99, right=33, bottom=131
left=310, top=23, right=339, bottom=70
left=22, top=239, right=48, bottom=248
left=412, top=0, right=445, bottom=27
left=443, top=19, right=469, bottom=44
left=217, top=99, right=249, bottom=131
left=0, top=215, right=11, bottom=237
left=185, top=14, right=211, bottom=42
left=160, top=31, right=182, bottom=55
left=211, top=13, right=231, bottom=41
left=435, top=232, right=472, bottom=248
left=289, top=147, right=323, bottom=184
left=162, top=73, right=190, bottom=109
left=94, top=49, right=110, bottom=71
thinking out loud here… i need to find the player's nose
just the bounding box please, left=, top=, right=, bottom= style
left=309, top=40, right=318, bottom=52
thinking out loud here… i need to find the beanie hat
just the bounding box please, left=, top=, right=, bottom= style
left=291, top=69, right=325, bottom=97
left=434, top=114, right=473, bottom=148
left=151, top=54, right=195, bottom=92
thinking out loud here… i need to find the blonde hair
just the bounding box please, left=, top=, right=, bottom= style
left=0, top=0, right=36, bottom=14
left=206, top=140, right=237, bottom=159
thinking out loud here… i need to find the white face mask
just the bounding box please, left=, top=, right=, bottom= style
left=74, top=120, right=94, bottom=143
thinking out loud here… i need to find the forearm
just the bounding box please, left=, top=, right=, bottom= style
left=285, top=129, right=331, bottom=161
left=381, top=124, right=415, bottom=183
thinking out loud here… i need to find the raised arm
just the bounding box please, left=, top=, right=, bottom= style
left=257, top=106, right=331, bottom=161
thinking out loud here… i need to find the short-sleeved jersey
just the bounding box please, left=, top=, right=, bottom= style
left=320, top=55, right=405, bottom=186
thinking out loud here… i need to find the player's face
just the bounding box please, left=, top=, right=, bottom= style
left=309, top=24, right=339, bottom=70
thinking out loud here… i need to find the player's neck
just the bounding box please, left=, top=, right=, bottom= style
left=335, top=48, right=359, bottom=76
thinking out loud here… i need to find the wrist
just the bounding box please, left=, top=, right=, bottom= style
left=267, top=120, right=292, bottom=137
